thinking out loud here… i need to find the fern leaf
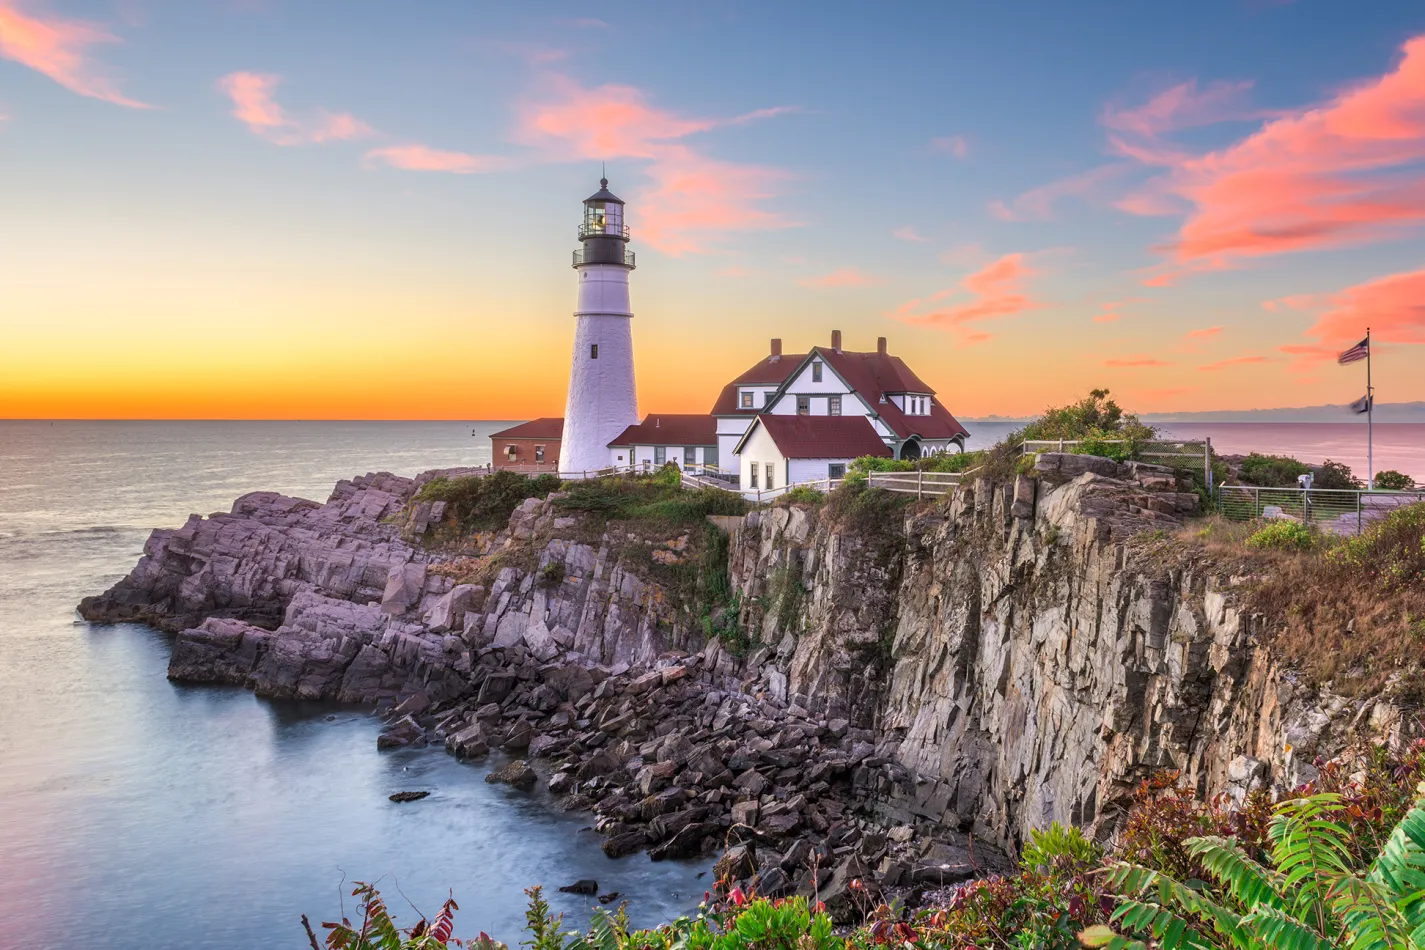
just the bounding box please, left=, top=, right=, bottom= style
left=1187, top=835, right=1287, bottom=911
left=1241, top=905, right=1335, bottom=950
left=1368, top=798, right=1425, bottom=932
left=1080, top=924, right=1149, bottom=950
left=1109, top=899, right=1211, bottom=950
left=1330, top=874, right=1417, bottom=950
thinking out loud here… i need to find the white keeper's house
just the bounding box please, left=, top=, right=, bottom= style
left=711, top=330, right=970, bottom=476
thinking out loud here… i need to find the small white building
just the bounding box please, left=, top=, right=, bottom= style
left=733, top=414, right=892, bottom=495
left=607, top=414, right=720, bottom=473
left=712, top=331, right=970, bottom=467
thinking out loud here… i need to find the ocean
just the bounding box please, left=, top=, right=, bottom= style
left=0, top=421, right=712, bottom=950
left=0, top=419, right=1420, bottom=949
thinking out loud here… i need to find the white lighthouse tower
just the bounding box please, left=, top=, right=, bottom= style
left=560, top=178, right=639, bottom=473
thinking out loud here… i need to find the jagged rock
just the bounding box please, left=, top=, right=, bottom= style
left=558, top=879, right=598, bottom=895
left=377, top=715, right=423, bottom=750
left=714, top=843, right=756, bottom=881
left=601, top=830, right=647, bottom=858
left=485, top=759, right=536, bottom=790
left=446, top=723, right=489, bottom=759
left=425, top=584, right=475, bottom=632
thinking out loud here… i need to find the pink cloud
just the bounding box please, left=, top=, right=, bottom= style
left=889, top=253, right=1041, bottom=343
left=0, top=0, right=149, bottom=107
left=218, top=72, right=371, bottom=146
left=930, top=135, right=968, bottom=159
left=1102, top=79, right=1258, bottom=143
left=1184, top=325, right=1224, bottom=339
left=1094, top=312, right=1122, bottom=324
left=990, top=164, right=1126, bottom=221
left=1273, top=266, right=1425, bottom=366
left=1199, top=355, right=1270, bottom=371
left=511, top=74, right=796, bottom=255
left=1115, top=36, right=1425, bottom=279
left=364, top=144, right=510, bottom=174
left=1105, top=357, right=1173, bottom=368
left=798, top=267, right=884, bottom=289
left=893, top=226, right=929, bottom=243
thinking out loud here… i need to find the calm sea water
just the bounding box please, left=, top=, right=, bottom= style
left=0, top=421, right=713, bottom=950
left=1, top=420, right=1420, bottom=949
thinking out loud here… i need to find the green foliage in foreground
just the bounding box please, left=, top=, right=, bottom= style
left=415, top=471, right=562, bottom=532
left=1317, top=459, right=1365, bottom=491
left=1085, top=787, right=1425, bottom=950
left=1245, top=521, right=1318, bottom=552
left=1019, top=388, right=1158, bottom=448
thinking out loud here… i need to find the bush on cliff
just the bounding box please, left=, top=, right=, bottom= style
left=553, top=475, right=747, bottom=527
left=1019, top=388, right=1157, bottom=450
left=1245, top=521, right=1317, bottom=552
left=1239, top=452, right=1312, bottom=488
left=416, top=471, right=562, bottom=532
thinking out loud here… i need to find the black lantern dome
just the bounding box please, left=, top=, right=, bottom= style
left=574, top=177, right=635, bottom=268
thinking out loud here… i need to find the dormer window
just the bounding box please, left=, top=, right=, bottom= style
left=740, top=391, right=753, bottom=409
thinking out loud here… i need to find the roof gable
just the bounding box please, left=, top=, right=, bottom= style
left=608, top=414, right=717, bottom=447
left=736, top=414, right=893, bottom=460
left=491, top=418, right=564, bottom=439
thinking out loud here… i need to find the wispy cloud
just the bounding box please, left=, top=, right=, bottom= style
left=893, top=226, right=929, bottom=243
left=218, top=72, right=372, bottom=146
left=1114, top=36, right=1425, bottom=282
left=1104, top=356, right=1173, bottom=368
left=1272, top=266, right=1425, bottom=365
left=364, top=144, right=511, bottom=174
left=798, top=267, right=884, bottom=289
left=1184, top=325, right=1223, bottom=339
left=929, top=135, right=968, bottom=159
left=889, top=253, right=1041, bottom=344
left=1199, top=355, right=1269, bottom=371
left=510, top=73, right=797, bottom=255
left=989, top=164, right=1126, bottom=222
left=0, top=0, right=150, bottom=107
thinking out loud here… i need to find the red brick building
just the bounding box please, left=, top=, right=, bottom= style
left=490, top=418, right=563, bottom=472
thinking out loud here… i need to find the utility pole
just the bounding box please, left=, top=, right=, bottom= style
left=1366, top=327, right=1374, bottom=488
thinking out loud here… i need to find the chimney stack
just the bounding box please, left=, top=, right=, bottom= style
left=769, top=338, right=782, bottom=362
left=877, top=336, right=887, bottom=355
left=831, top=329, right=842, bottom=353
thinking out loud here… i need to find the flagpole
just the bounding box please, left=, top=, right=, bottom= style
left=1366, top=326, right=1374, bottom=488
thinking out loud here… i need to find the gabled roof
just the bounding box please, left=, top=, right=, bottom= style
left=736, top=414, right=893, bottom=460
left=608, top=414, right=717, bottom=447
left=709, top=352, right=809, bottom=415
left=491, top=418, right=564, bottom=439
left=782, top=347, right=971, bottom=444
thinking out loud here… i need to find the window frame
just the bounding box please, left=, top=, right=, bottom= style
left=796, top=395, right=810, bottom=416
left=684, top=446, right=696, bottom=467
left=812, top=361, right=823, bottom=382
left=590, top=344, right=599, bottom=359
left=505, top=444, right=517, bottom=461
left=828, top=463, right=846, bottom=480
left=829, top=394, right=842, bottom=416
left=740, top=390, right=753, bottom=409
left=654, top=446, right=666, bottom=465
left=748, top=462, right=759, bottom=489
left=534, top=445, right=545, bottom=463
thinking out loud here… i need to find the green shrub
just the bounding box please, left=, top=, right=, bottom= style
left=1020, top=821, right=1103, bottom=873
left=1315, top=458, right=1363, bottom=490
left=1239, top=452, right=1311, bottom=487
left=1020, top=388, right=1157, bottom=447
left=1244, top=520, right=1317, bottom=552
left=414, top=471, right=562, bottom=532
left=777, top=485, right=826, bottom=505
left=1375, top=469, right=1416, bottom=490
left=553, top=476, right=746, bottom=527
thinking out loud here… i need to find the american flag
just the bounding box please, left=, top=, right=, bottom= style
left=1338, top=337, right=1370, bottom=364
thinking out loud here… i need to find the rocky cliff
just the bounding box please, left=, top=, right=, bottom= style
left=78, top=457, right=1416, bottom=911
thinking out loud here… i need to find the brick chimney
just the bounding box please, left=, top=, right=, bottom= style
left=877, top=336, right=887, bottom=355
left=831, top=329, right=842, bottom=353
left=769, top=338, right=782, bottom=362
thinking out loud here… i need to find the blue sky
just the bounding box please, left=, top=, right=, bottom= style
left=3, top=0, right=1424, bottom=418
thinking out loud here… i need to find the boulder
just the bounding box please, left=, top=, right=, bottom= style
left=485, top=759, right=537, bottom=791
left=558, top=879, right=598, bottom=896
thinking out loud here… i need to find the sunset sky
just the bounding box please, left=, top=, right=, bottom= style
left=3, top=0, right=1425, bottom=420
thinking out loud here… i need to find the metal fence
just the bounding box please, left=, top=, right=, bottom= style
left=1216, top=484, right=1425, bottom=534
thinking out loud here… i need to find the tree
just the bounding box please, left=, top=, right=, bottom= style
left=1375, top=471, right=1416, bottom=491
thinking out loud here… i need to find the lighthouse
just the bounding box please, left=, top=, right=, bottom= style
left=560, top=178, right=639, bottom=473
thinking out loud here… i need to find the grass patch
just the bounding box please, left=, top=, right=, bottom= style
left=552, top=471, right=747, bottom=528
left=415, top=471, right=561, bottom=532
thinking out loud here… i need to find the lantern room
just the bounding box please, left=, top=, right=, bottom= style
left=580, top=178, right=627, bottom=239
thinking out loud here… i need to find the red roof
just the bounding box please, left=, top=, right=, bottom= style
left=709, top=352, right=808, bottom=415
left=608, top=414, right=717, bottom=447
left=491, top=418, right=564, bottom=439
left=741, top=414, right=893, bottom=459
left=815, top=348, right=970, bottom=443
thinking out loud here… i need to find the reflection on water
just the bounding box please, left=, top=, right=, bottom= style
left=0, top=422, right=709, bottom=950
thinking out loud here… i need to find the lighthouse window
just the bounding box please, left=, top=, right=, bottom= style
left=812, top=361, right=823, bottom=382
left=590, top=344, right=599, bottom=359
